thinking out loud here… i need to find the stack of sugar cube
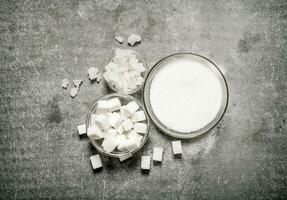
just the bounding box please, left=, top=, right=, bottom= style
left=87, top=97, right=148, bottom=154
left=103, top=49, right=145, bottom=92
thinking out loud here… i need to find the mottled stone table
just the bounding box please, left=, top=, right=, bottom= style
left=1, top=0, right=286, bottom=199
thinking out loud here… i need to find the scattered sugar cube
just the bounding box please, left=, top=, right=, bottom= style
left=153, top=147, right=163, bottom=162
left=77, top=124, right=86, bottom=135
left=122, top=119, right=133, bottom=132
left=87, top=125, right=103, bottom=140
left=90, top=154, right=103, bottom=170
left=94, top=114, right=110, bottom=130
left=103, top=128, right=117, bottom=140
left=119, top=153, right=132, bottom=162
left=62, top=79, right=69, bottom=89
left=128, top=34, right=141, bottom=46
left=88, top=67, right=99, bottom=80
left=96, top=73, right=102, bottom=82
left=126, top=101, right=139, bottom=114
left=102, top=138, right=117, bottom=153
left=115, top=36, right=124, bottom=44
left=133, top=123, right=147, bottom=134
left=172, top=141, right=182, bottom=155
left=131, top=111, right=146, bottom=122
left=70, top=87, right=79, bottom=98
left=73, top=79, right=83, bottom=87
left=108, top=112, right=123, bottom=128
left=141, top=156, right=151, bottom=170
left=107, top=98, right=121, bottom=112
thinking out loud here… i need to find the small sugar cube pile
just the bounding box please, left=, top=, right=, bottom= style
left=103, top=49, right=145, bottom=92
left=86, top=97, right=147, bottom=154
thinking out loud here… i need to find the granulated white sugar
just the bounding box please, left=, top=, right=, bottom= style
left=150, top=57, right=222, bottom=133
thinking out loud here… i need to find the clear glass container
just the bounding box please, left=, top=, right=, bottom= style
left=103, top=49, right=148, bottom=95
left=86, top=93, right=150, bottom=158
left=143, top=53, right=229, bottom=139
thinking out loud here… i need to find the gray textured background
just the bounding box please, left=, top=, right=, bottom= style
left=1, top=0, right=287, bottom=199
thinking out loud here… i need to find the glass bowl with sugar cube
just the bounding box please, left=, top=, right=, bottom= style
left=86, top=93, right=150, bottom=158
left=103, top=49, right=148, bottom=94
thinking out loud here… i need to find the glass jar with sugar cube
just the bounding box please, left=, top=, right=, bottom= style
left=103, top=49, right=148, bottom=94
left=86, top=93, right=150, bottom=158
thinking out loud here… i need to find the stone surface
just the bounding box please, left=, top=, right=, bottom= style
left=0, top=0, right=286, bottom=199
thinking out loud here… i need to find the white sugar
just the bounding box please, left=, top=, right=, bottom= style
left=150, top=57, right=222, bottom=132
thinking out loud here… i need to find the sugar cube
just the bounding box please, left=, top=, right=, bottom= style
left=88, top=67, right=99, bottom=80
left=103, top=128, right=117, bottom=140
left=62, top=79, right=69, bottom=89
left=105, top=62, right=118, bottom=72
left=102, top=138, right=117, bottom=153
left=96, top=100, right=110, bottom=114
left=96, top=73, right=102, bottom=82
left=123, top=139, right=140, bottom=152
left=131, top=111, right=146, bottom=122
left=119, top=153, right=132, bottom=162
left=116, top=135, right=129, bottom=151
left=115, top=36, right=124, bottom=44
left=172, top=141, right=182, bottom=155
left=94, top=114, right=110, bottom=130
left=128, top=34, right=141, bottom=46
left=122, top=119, right=133, bottom=132
left=133, top=123, right=147, bottom=134
left=77, top=124, right=86, bottom=135
left=153, top=147, right=163, bottom=162
left=120, top=105, right=131, bottom=117
left=70, top=87, right=79, bottom=98
left=108, top=112, right=123, bottom=128
left=135, top=63, right=145, bottom=72
left=116, top=124, right=125, bottom=134
left=90, top=114, right=98, bottom=125
left=127, top=130, right=143, bottom=145
left=107, top=98, right=121, bottom=112
left=87, top=125, right=103, bottom=140
left=126, top=101, right=139, bottom=114
left=135, top=76, right=144, bottom=85
left=73, top=79, right=83, bottom=87
left=90, top=154, right=102, bottom=170
left=129, top=58, right=139, bottom=69
left=141, top=156, right=151, bottom=170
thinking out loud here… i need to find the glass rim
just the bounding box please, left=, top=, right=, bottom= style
left=86, top=93, right=150, bottom=158
left=143, top=52, right=229, bottom=139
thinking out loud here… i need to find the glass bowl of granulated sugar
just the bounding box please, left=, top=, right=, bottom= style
left=143, top=53, right=228, bottom=139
